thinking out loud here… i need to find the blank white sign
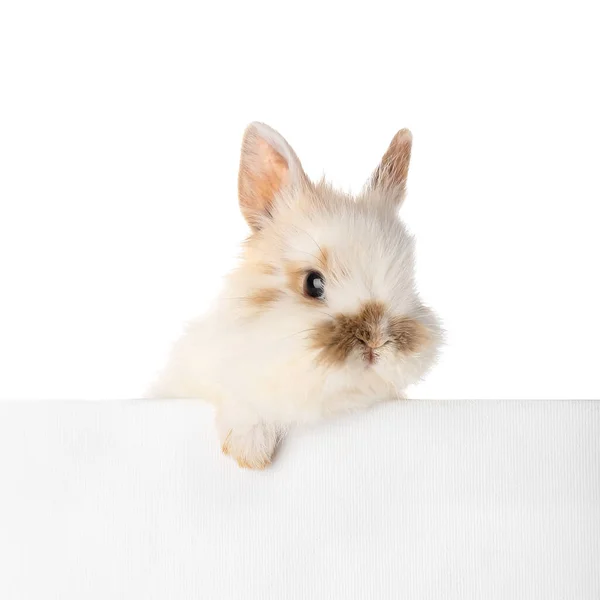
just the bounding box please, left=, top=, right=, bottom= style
left=1, top=400, right=598, bottom=599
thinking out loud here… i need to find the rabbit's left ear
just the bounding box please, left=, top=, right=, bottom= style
left=366, top=128, right=413, bottom=208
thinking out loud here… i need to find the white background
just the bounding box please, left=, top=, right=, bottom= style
left=1, top=0, right=600, bottom=401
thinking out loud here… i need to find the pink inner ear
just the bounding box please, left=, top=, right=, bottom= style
left=238, top=136, right=289, bottom=230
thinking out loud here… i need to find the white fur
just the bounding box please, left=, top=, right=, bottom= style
left=149, top=124, right=443, bottom=468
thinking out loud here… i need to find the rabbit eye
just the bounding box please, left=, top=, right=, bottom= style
left=304, top=271, right=325, bottom=299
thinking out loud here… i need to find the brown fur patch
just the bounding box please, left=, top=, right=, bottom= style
left=310, top=301, right=386, bottom=366
left=259, top=263, right=277, bottom=276
left=247, top=288, right=281, bottom=309
left=311, top=302, right=428, bottom=366
left=310, top=315, right=358, bottom=366
left=285, top=262, right=306, bottom=298
left=354, top=302, right=386, bottom=346
left=389, top=316, right=429, bottom=353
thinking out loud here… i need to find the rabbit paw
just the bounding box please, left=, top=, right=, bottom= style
left=218, top=414, right=282, bottom=470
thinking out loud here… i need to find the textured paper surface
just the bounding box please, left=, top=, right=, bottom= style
left=1, top=400, right=599, bottom=599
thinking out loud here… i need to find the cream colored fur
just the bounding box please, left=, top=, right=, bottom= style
left=149, top=123, right=443, bottom=469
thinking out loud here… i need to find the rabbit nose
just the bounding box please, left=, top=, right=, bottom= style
left=366, top=338, right=384, bottom=349
left=355, top=330, right=385, bottom=349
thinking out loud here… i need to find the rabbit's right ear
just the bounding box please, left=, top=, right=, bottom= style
left=366, top=128, right=413, bottom=209
left=238, top=122, right=309, bottom=231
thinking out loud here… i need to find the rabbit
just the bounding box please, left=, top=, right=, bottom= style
left=149, top=122, right=443, bottom=469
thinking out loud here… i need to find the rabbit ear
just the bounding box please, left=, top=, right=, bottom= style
left=366, top=128, right=413, bottom=208
left=238, top=122, right=309, bottom=231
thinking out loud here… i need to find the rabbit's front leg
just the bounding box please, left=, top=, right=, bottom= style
left=215, top=402, right=284, bottom=470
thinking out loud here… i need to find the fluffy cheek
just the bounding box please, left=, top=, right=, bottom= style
left=381, top=320, right=441, bottom=389
left=388, top=317, right=430, bottom=355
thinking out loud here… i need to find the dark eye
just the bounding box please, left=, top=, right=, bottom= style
left=304, top=270, right=325, bottom=299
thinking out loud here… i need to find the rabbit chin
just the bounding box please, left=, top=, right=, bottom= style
left=329, top=343, right=439, bottom=398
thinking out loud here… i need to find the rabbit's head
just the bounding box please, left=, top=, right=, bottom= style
left=230, top=122, right=442, bottom=390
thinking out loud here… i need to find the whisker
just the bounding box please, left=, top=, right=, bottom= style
left=317, top=310, right=336, bottom=320
left=275, top=328, right=319, bottom=342
left=284, top=244, right=323, bottom=265
left=292, top=225, right=326, bottom=266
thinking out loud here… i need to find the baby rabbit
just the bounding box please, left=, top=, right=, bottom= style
left=150, top=122, right=442, bottom=469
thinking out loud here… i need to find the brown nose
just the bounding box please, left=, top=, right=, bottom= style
left=353, top=301, right=387, bottom=350
left=355, top=329, right=386, bottom=349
